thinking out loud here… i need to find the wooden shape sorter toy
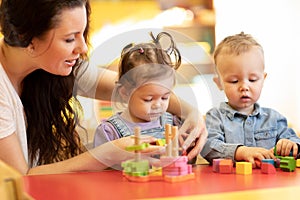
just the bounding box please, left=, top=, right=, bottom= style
left=121, top=124, right=195, bottom=183
left=121, top=127, right=150, bottom=181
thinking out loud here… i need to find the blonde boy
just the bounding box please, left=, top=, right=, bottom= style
left=201, top=32, right=300, bottom=167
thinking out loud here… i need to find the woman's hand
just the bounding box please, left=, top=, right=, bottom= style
left=90, top=136, right=164, bottom=167
left=178, top=110, right=207, bottom=162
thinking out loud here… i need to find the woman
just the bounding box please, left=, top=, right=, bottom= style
left=0, top=0, right=206, bottom=175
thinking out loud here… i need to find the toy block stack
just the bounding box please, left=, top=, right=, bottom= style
left=121, top=127, right=151, bottom=182
left=160, top=124, right=195, bottom=182
left=122, top=124, right=195, bottom=183
left=261, top=159, right=276, bottom=174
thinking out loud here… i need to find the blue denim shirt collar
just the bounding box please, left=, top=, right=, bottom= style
left=219, top=102, right=261, bottom=120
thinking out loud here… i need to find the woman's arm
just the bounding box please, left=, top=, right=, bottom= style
left=28, top=148, right=107, bottom=175
left=76, top=61, right=117, bottom=100
left=0, top=133, right=29, bottom=174
left=0, top=131, right=160, bottom=175
left=94, top=68, right=117, bottom=101
left=28, top=136, right=161, bottom=175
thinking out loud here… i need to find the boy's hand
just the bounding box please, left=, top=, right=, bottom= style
left=275, top=139, right=298, bottom=157
left=235, top=146, right=275, bottom=168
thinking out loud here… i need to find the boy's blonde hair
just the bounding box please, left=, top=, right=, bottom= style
left=213, top=32, right=264, bottom=67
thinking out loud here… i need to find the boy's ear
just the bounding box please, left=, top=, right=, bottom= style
left=213, top=75, right=223, bottom=90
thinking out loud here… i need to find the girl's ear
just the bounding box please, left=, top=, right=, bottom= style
left=213, top=75, right=224, bottom=90
left=119, top=86, right=130, bottom=102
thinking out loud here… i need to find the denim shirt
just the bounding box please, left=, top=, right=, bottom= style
left=201, top=102, right=300, bottom=163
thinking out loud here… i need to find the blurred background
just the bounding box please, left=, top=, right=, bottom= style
left=79, top=0, right=300, bottom=143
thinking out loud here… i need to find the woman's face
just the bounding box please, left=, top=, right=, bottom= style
left=31, top=6, right=88, bottom=76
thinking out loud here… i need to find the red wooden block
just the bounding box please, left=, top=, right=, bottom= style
left=261, top=163, right=276, bottom=174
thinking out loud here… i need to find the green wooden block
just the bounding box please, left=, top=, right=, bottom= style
left=125, top=143, right=149, bottom=151
left=280, top=156, right=296, bottom=172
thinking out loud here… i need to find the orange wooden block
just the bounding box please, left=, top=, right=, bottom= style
left=219, top=159, right=233, bottom=174
left=164, top=173, right=195, bottom=183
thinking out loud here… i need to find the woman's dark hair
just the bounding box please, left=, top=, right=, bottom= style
left=0, top=0, right=91, bottom=166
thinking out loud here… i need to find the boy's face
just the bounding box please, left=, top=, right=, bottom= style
left=214, top=47, right=266, bottom=115
left=127, top=83, right=171, bottom=123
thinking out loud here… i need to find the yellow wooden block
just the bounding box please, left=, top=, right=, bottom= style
left=156, top=139, right=165, bottom=146
left=149, top=166, right=162, bottom=176
left=236, top=162, right=252, bottom=175
left=296, top=159, right=300, bottom=167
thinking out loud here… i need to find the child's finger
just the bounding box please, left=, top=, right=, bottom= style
left=254, top=159, right=261, bottom=168
left=292, top=143, right=298, bottom=157
left=275, top=140, right=283, bottom=155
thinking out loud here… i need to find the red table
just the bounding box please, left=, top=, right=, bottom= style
left=24, top=165, right=300, bottom=200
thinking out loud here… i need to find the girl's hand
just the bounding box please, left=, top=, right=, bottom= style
left=179, top=111, right=207, bottom=162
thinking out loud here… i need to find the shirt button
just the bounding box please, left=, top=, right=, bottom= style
left=265, top=132, right=269, bottom=136
left=246, top=120, right=252, bottom=125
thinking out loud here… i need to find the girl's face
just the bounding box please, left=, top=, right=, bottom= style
left=127, top=83, right=171, bottom=123
left=215, top=47, right=266, bottom=115
left=31, top=6, right=88, bottom=76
